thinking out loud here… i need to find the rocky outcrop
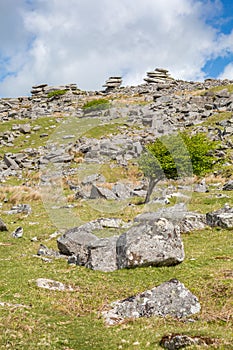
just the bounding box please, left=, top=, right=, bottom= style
left=206, top=205, right=233, bottom=228
left=144, top=68, right=174, bottom=84
left=57, top=216, right=185, bottom=271
left=103, top=76, right=122, bottom=91
left=102, top=279, right=201, bottom=325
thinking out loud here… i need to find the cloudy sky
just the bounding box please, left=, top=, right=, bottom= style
left=0, top=0, right=233, bottom=97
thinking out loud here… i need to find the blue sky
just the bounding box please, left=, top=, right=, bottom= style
left=203, top=0, right=233, bottom=77
left=0, top=0, right=233, bottom=97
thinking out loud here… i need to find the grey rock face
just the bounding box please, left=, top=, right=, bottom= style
left=116, top=218, right=184, bottom=269
left=102, top=279, right=201, bottom=325
left=103, top=76, right=122, bottom=90
left=90, top=185, right=117, bottom=200
left=57, top=227, right=98, bottom=263
left=57, top=216, right=184, bottom=271
left=86, top=236, right=119, bottom=272
left=194, top=179, right=209, bottom=193
left=206, top=205, right=233, bottom=228
left=177, top=212, right=206, bottom=233
left=4, top=155, right=20, bottom=170
left=144, top=68, right=174, bottom=84
left=223, top=180, right=233, bottom=191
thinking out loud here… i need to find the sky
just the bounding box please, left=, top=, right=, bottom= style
left=0, top=0, right=233, bottom=97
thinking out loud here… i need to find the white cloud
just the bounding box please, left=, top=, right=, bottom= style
left=0, top=0, right=233, bottom=97
left=219, top=62, right=233, bottom=79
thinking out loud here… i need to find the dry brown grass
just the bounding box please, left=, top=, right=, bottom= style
left=0, top=185, right=41, bottom=204
left=204, top=174, right=227, bottom=184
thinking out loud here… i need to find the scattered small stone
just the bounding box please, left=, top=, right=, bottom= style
left=0, top=218, right=8, bottom=231
left=19, top=124, right=31, bottom=134
left=223, top=180, right=233, bottom=191
left=12, top=226, right=23, bottom=238
left=194, top=179, right=209, bottom=193
left=0, top=301, right=30, bottom=309
left=160, top=334, right=216, bottom=349
left=7, top=204, right=32, bottom=215
left=36, top=278, right=74, bottom=291
left=37, top=244, right=63, bottom=258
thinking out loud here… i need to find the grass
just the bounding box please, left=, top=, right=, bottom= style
left=0, top=177, right=233, bottom=348
left=200, top=111, right=232, bottom=127
left=83, top=119, right=127, bottom=139
left=82, top=98, right=110, bottom=112
left=0, top=97, right=233, bottom=348
left=0, top=116, right=62, bottom=154
left=206, top=84, right=233, bottom=94
left=47, top=90, right=67, bottom=98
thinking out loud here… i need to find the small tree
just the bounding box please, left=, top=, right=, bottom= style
left=138, top=132, right=218, bottom=203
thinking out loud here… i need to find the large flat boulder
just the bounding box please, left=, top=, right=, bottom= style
left=116, top=218, right=184, bottom=269
left=103, top=279, right=201, bottom=325
left=134, top=206, right=206, bottom=233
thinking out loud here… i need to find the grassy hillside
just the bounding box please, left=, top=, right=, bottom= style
left=0, top=88, right=233, bottom=349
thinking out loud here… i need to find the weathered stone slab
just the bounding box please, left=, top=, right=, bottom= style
left=90, top=185, right=117, bottom=200
left=57, top=227, right=98, bottom=263
left=102, top=279, right=201, bottom=325
left=134, top=206, right=206, bottom=233
left=4, top=155, right=20, bottom=169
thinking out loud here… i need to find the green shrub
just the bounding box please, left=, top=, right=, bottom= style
left=47, top=89, right=67, bottom=98
left=138, top=132, right=219, bottom=203
left=82, top=98, right=110, bottom=112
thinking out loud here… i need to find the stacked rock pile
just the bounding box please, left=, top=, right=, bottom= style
left=103, top=77, right=122, bottom=91
left=31, top=83, right=78, bottom=96
left=144, top=68, right=174, bottom=84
